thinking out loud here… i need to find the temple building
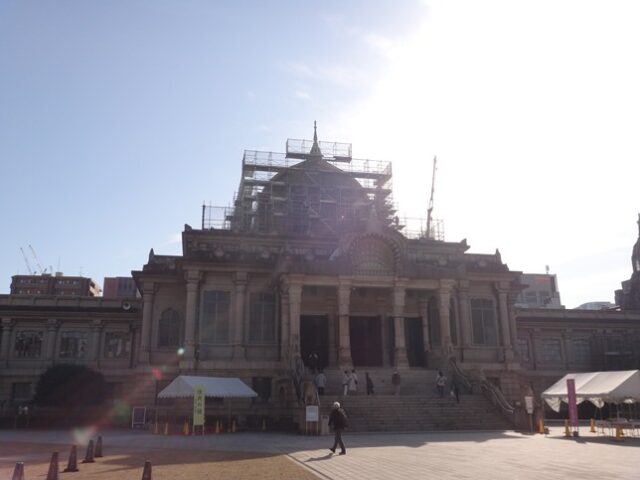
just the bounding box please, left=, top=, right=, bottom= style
left=1, top=127, right=639, bottom=431
left=133, top=127, right=522, bottom=373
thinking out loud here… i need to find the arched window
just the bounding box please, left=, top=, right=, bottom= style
left=158, top=309, right=182, bottom=348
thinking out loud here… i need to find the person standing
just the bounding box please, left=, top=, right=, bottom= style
left=436, top=370, right=447, bottom=398
left=314, top=370, right=327, bottom=396
left=342, top=370, right=350, bottom=396
left=391, top=370, right=401, bottom=396
left=349, top=369, right=358, bottom=395
left=308, top=351, right=319, bottom=373
left=451, top=379, right=460, bottom=403
left=365, top=372, right=375, bottom=395
left=328, top=401, right=348, bottom=455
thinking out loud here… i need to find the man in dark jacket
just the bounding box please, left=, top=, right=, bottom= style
left=328, top=401, right=347, bottom=455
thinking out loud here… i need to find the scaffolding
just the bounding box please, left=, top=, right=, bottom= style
left=201, top=135, right=444, bottom=241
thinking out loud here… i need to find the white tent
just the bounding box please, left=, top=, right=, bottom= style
left=157, top=375, right=258, bottom=399
left=541, top=370, right=640, bottom=412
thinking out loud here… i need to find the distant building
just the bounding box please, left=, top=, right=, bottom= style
left=515, top=273, right=563, bottom=308
left=10, top=273, right=101, bottom=297
left=575, top=301, right=616, bottom=310
left=615, top=214, right=640, bottom=310
left=103, top=277, right=139, bottom=299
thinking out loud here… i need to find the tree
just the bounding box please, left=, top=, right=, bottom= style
left=34, top=364, right=108, bottom=407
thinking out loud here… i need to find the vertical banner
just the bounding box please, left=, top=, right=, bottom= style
left=193, top=385, right=205, bottom=428
left=566, top=378, right=578, bottom=428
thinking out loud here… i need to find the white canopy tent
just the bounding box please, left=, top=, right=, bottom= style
left=541, top=370, right=640, bottom=412
left=157, top=375, right=258, bottom=399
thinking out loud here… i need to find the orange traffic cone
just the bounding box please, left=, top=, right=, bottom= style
left=95, top=437, right=103, bottom=458
left=11, top=462, right=25, bottom=480
left=141, top=460, right=152, bottom=480
left=614, top=425, right=624, bottom=442
left=82, top=440, right=95, bottom=464
left=63, top=445, right=79, bottom=472
left=46, top=452, right=59, bottom=480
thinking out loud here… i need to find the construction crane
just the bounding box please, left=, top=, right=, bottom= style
left=426, top=156, right=437, bottom=240
left=28, top=244, right=46, bottom=274
left=19, top=247, right=34, bottom=275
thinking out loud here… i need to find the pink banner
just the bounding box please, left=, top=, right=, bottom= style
left=567, top=378, right=579, bottom=428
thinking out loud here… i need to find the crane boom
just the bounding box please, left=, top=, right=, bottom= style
left=28, top=244, right=45, bottom=274
left=20, top=247, right=34, bottom=275
left=426, top=156, right=437, bottom=239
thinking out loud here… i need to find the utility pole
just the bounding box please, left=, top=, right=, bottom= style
left=426, top=156, right=437, bottom=240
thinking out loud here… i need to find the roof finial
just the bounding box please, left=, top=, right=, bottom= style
left=310, top=120, right=322, bottom=156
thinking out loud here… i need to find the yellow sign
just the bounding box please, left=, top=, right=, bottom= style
left=193, top=385, right=205, bottom=427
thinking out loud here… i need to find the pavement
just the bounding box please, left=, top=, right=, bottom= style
left=1, top=426, right=639, bottom=479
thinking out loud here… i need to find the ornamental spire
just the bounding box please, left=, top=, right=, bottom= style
left=310, top=120, right=322, bottom=156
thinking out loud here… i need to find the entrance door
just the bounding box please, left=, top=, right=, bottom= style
left=405, top=317, right=426, bottom=367
left=349, top=316, right=383, bottom=367
left=300, top=315, right=329, bottom=370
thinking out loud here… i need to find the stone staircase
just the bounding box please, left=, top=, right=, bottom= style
left=315, top=369, right=512, bottom=432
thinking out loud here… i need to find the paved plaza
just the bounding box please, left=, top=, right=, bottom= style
left=1, top=427, right=639, bottom=479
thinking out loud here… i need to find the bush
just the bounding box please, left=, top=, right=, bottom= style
left=34, top=364, right=108, bottom=407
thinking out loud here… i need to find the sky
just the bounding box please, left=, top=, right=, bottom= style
left=0, top=0, right=639, bottom=308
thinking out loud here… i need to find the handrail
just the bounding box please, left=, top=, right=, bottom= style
left=480, top=381, right=515, bottom=415
left=448, top=357, right=473, bottom=393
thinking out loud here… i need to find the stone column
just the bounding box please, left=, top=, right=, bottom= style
left=129, top=325, right=138, bottom=369
left=337, top=280, right=352, bottom=367
left=44, top=319, right=59, bottom=366
left=1, top=318, right=15, bottom=367
left=458, top=282, right=472, bottom=349
left=496, top=283, right=514, bottom=361
left=326, top=297, right=337, bottom=367
left=279, top=286, right=290, bottom=362
left=232, top=272, right=247, bottom=360
left=89, top=320, right=103, bottom=367
left=139, top=282, right=155, bottom=363
left=419, top=298, right=431, bottom=359
left=439, top=280, right=454, bottom=355
left=393, top=285, right=409, bottom=367
left=507, top=293, right=519, bottom=349
left=379, top=297, right=390, bottom=367
left=183, top=270, right=201, bottom=363
left=288, top=282, right=302, bottom=359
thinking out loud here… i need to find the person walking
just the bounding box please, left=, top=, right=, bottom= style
left=342, top=370, right=350, bottom=396
left=436, top=370, right=447, bottom=398
left=314, top=370, right=327, bottom=396
left=451, top=379, right=460, bottom=403
left=349, top=369, right=358, bottom=395
left=328, top=401, right=348, bottom=455
left=365, top=372, right=374, bottom=395
left=391, top=370, right=401, bottom=396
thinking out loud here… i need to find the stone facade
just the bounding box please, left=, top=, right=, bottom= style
left=1, top=132, right=639, bottom=429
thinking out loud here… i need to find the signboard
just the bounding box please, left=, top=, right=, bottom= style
left=131, top=406, right=146, bottom=429
left=193, top=385, right=205, bottom=427
left=305, top=405, right=319, bottom=422
left=566, top=379, right=579, bottom=428
left=524, top=396, right=534, bottom=415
